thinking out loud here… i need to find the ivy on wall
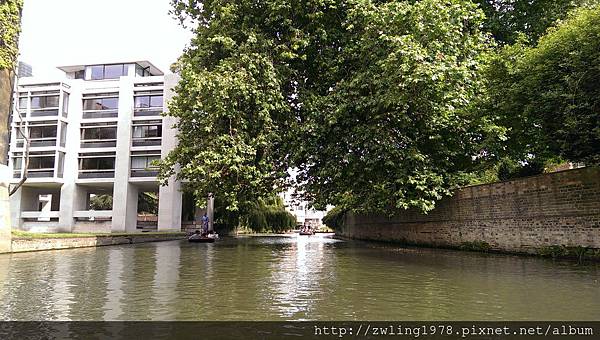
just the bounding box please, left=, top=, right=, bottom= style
left=0, top=0, right=23, bottom=70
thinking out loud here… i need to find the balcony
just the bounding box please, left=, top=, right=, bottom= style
left=78, top=169, right=115, bottom=179
left=134, top=107, right=162, bottom=117
left=130, top=169, right=159, bottom=178
left=82, top=110, right=118, bottom=119
left=30, top=109, right=59, bottom=117
left=80, top=139, right=117, bottom=148
left=132, top=137, right=161, bottom=147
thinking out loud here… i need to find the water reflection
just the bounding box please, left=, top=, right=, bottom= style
left=0, top=235, right=598, bottom=321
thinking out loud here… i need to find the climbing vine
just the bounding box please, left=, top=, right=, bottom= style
left=0, top=0, right=23, bottom=70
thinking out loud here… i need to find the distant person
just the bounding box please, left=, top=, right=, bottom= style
left=201, top=213, right=209, bottom=235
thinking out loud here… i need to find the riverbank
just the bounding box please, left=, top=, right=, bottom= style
left=336, top=167, right=600, bottom=262
left=9, top=230, right=186, bottom=253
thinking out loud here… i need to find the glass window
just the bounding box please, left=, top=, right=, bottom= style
left=18, top=97, right=27, bottom=109
left=98, top=127, right=117, bottom=139
left=75, top=70, right=85, bottom=79
left=83, top=127, right=116, bottom=140
left=136, top=64, right=144, bottom=77
left=147, top=125, right=161, bottom=137
left=104, top=64, right=124, bottom=79
left=131, top=156, right=160, bottom=169
left=62, top=93, right=69, bottom=113
left=13, top=158, right=22, bottom=170
left=133, top=125, right=162, bottom=138
left=91, top=65, right=104, bottom=80
left=149, top=95, right=163, bottom=107
left=101, top=97, right=118, bottom=110
left=29, top=157, right=55, bottom=169
left=81, top=157, right=115, bottom=170
left=29, top=126, right=57, bottom=139
left=83, top=97, right=119, bottom=110
left=131, top=157, right=147, bottom=169
left=30, top=96, right=59, bottom=109
left=135, top=96, right=150, bottom=108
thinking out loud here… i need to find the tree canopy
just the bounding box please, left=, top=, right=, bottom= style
left=481, top=5, right=600, bottom=166
left=163, top=0, right=599, bottom=219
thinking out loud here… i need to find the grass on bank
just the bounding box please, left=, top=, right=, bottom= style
left=11, top=229, right=186, bottom=240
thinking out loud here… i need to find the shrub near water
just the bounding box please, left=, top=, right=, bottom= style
left=246, top=197, right=296, bottom=233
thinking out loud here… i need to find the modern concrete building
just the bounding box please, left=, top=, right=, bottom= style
left=17, top=61, right=33, bottom=78
left=7, top=61, right=192, bottom=233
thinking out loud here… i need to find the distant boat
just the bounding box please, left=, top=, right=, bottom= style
left=188, top=237, right=215, bottom=243
left=188, top=233, right=218, bottom=243
left=298, top=230, right=314, bottom=236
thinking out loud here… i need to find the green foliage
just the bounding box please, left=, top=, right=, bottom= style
left=474, top=0, right=590, bottom=45
left=459, top=240, right=492, bottom=252
left=295, top=0, right=493, bottom=214
left=89, top=194, right=113, bottom=210
left=481, top=6, right=600, bottom=166
left=496, top=158, right=545, bottom=181
left=245, top=196, right=296, bottom=233
left=0, top=0, right=22, bottom=69
left=322, top=206, right=346, bottom=231
left=137, top=192, right=159, bottom=214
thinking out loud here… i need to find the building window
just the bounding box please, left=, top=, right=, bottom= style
left=134, top=94, right=163, bottom=108
left=83, top=97, right=119, bottom=111
left=18, top=96, right=27, bottom=110
left=30, top=95, right=59, bottom=109
left=12, top=157, right=22, bottom=170
left=135, top=64, right=152, bottom=77
left=74, top=70, right=85, bottom=79
left=133, top=124, right=161, bottom=138
left=82, top=127, right=117, bottom=140
left=131, top=155, right=160, bottom=170
left=62, top=93, right=69, bottom=116
left=29, top=125, right=57, bottom=139
left=89, top=64, right=129, bottom=80
left=80, top=157, right=115, bottom=170
left=29, top=156, right=55, bottom=169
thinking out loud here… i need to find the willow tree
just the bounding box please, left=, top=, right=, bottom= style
left=162, top=0, right=493, bottom=218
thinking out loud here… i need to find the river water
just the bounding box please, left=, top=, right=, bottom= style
left=0, top=234, right=598, bottom=321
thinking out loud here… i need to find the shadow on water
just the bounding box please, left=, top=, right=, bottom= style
left=0, top=234, right=598, bottom=320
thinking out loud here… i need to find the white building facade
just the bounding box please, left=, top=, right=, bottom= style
left=8, top=61, right=185, bottom=233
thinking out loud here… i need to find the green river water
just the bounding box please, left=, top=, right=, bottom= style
left=0, top=234, right=598, bottom=321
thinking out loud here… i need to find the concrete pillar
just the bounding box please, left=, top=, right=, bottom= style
left=158, top=180, right=181, bottom=231
left=207, top=195, right=214, bottom=232
left=0, top=165, right=12, bottom=253
left=157, top=73, right=182, bottom=231
left=111, top=78, right=138, bottom=233
left=58, top=81, right=83, bottom=231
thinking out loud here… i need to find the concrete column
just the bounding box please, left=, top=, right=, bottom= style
left=207, top=195, right=214, bottom=232
left=157, top=73, right=182, bottom=231
left=0, top=165, right=12, bottom=253
left=58, top=81, right=83, bottom=231
left=111, top=78, right=138, bottom=232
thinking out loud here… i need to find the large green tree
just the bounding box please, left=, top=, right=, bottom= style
left=163, top=0, right=493, bottom=216
left=474, top=0, right=590, bottom=45
left=295, top=0, right=492, bottom=213
left=482, top=5, right=600, bottom=166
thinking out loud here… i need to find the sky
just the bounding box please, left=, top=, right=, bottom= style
left=18, top=0, right=194, bottom=78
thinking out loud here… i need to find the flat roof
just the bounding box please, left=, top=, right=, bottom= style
left=57, top=60, right=164, bottom=76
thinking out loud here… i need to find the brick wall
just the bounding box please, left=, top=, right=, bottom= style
left=338, top=167, right=600, bottom=253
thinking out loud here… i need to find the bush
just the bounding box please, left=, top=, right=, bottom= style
left=245, top=196, right=296, bottom=233
left=322, top=206, right=346, bottom=231
left=497, top=158, right=545, bottom=181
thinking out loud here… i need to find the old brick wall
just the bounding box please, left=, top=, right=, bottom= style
left=339, top=167, right=600, bottom=253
